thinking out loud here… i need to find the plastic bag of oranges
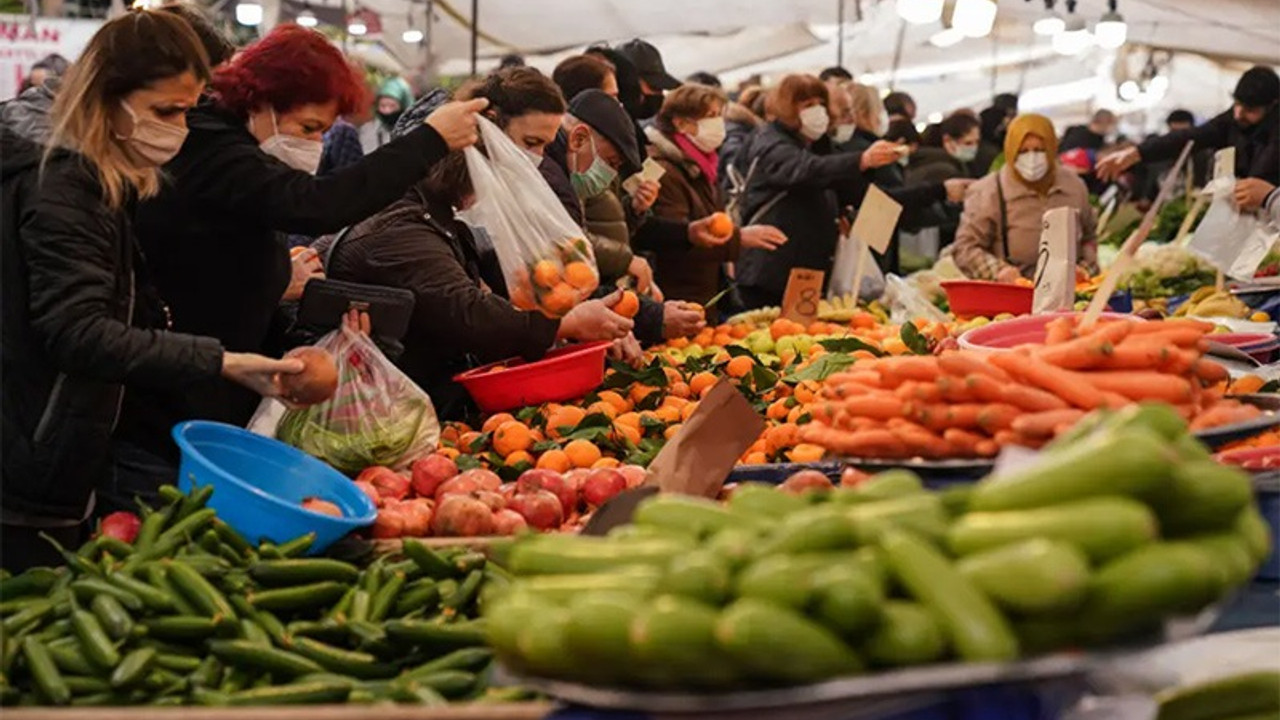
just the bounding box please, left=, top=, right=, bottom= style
left=460, top=117, right=599, bottom=319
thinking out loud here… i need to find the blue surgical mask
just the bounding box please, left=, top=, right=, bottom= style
left=570, top=131, right=617, bottom=199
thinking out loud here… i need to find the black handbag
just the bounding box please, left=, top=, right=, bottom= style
left=295, top=227, right=416, bottom=360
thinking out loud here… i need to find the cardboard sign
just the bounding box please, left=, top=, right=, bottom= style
left=581, top=381, right=764, bottom=535
left=1032, top=207, right=1080, bottom=314
left=621, top=157, right=666, bottom=195
left=850, top=184, right=903, bottom=255
left=781, top=268, right=825, bottom=324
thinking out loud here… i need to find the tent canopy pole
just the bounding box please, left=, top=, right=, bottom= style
left=470, top=0, right=478, bottom=76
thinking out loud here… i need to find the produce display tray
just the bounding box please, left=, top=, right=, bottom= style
left=840, top=456, right=994, bottom=483
left=1195, top=394, right=1280, bottom=450
left=0, top=702, right=552, bottom=720
left=726, top=460, right=843, bottom=484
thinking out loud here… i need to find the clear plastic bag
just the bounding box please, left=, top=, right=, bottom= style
left=828, top=232, right=885, bottom=301
left=248, top=327, right=440, bottom=475
left=458, top=116, right=598, bottom=318
left=881, top=273, right=949, bottom=325
left=1188, top=150, right=1280, bottom=280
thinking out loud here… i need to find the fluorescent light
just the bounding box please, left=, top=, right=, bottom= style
left=401, top=27, right=423, bottom=43
left=235, top=1, right=262, bottom=26
left=953, top=0, right=997, bottom=38
left=296, top=9, right=317, bottom=27
left=927, top=111, right=943, bottom=123
left=1033, top=13, right=1065, bottom=36
left=896, top=0, right=944, bottom=25
left=1052, top=18, right=1092, bottom=55
left=347, top=20, right=367, bottom=35
left=1094, top=11, right=1127, bottom=49
left=1118, top=80, right=1140, bottom=101
left=928, top=27, right=966, bottom=48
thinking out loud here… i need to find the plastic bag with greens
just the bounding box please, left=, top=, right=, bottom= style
left=248, top=326, right=439, bottom=475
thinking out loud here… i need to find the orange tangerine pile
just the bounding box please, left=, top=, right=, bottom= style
left=508, top=238, right=599, bottom=319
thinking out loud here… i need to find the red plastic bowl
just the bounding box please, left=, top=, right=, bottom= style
left=941, top=280, right=1032, bottom=319
left=453, top=341, right=611, bottom=413
left=959, top=311, right=1138, bottom=351
left=1215, top=445, right=1280, bottom=471
left=1210, top=333, right=1280, bottom=363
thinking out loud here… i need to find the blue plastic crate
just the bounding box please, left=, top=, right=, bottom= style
left=1257, top=488, right=1280, bottom=581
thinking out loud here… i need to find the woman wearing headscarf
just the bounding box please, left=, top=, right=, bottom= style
left=949, top=114, right=1097, bottom=282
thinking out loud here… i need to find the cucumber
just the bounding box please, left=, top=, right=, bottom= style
left=1085, top=542, right=1222, bottom=628
left=861, top=601, right=946, bottom=667
left=249, top=559, right=360, bottom=586
left=758, top=506, right=856, bottom=555
left=89, top=595, right=134, bottom=641
left=208, top=640, right=324, bottom=678
left=1152, top=461, right=1253, bottom=536
left=1155, top=671, right=1280, bottom=720
left=727, top=483, right=808, bottom=520
left=383, top=619, right=487, bottom=649
left=1105, top=403, right=1188, bottom=442
left=1191, top=533, right=1255, bottom=593
left=704, top=526, right=764, bottom=570
left=956, top=539, right=1091, bottom=616
left=734, top=554, right=820, bottom=611
left=513, top=606, right=574, bottom=678
left=402, top=647, right=492, bottom=678
left=851, top=470, right=925, bottom=502
left=507, top=536, right=689, bottom=575
left=630, top=595, right=737, bottom=689
left=290, top=637, right=397, bottom=679
left=560, top=592, right=642, bottom=683
left=939, top=485, right=974, bottom=519
left=226, top=681, right=351, bottom=706
left=657, top=550, right=733, bottom=606
left=847, top=495, right=948, bottom=545
left=250, top=582, right=348, bottom=612
left=109, top=647, right=156, bottom=689
left=504, top=567, right=660, bottom=605
left=714, top=598, right=863, bottom=684
left=485, top=590, right=551, bottom=669
left=971, top=429, right=1171, bottom=511
left=812, top=564, right=883, bottom=641
left=632, top=495, right=751, bottom=537
left=948, top=497, right=1158, bottom=565
left=881, top=530, right=1018, bottom=662
left=1235, top=505, right=1273, bottom=564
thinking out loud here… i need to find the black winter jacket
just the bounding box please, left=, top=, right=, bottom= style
left=1139, top=107, right=1279, bottom=184
left=119, top=102, right=449, bottom=461
left=0, top=127, right=222, bottom=521
left=732, top=122, right=870, bottom=307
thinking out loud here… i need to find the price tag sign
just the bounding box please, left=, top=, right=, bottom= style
left=1032, top=207, right=1079, bottom=314
left=850, top=184, right=903, bottom=254
left=781, top=268, right=825, bottom=324
left=622, top=158, right=666, bottom=195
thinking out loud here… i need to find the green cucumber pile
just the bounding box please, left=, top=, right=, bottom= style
left=486, top=403, right=1273, bottom=690
left=0, top=485, right=521, bottom=707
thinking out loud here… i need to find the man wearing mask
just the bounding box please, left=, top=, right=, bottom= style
left=359, top=76, right=414, bottom=154
left=1099, top=66, right=1280, bottom=186
left=884, top=91, right=916, bottom=124
left=615, top=39, right=680, bottom=125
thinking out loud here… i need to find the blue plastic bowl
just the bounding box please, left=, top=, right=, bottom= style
left=172, top=421, right=377, bottom=553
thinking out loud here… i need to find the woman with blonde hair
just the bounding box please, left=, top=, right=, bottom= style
left=0, top=10, right=301, bottom=570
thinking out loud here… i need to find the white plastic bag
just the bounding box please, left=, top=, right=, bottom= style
left=1188, top=148, right=1280, bottom=280
left=881, top=273, right=949, bottom=325
left=1032, top=207, right=1079, bottom=314
left=458, top=116, right=598, bottom=318
left=829, top=231, right=886, bottom=301
left=248, top=327, right=440, bottom=475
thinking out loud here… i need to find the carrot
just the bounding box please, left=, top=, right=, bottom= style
left=1189, top=402, right=1262, bottom=431
left=825, top=428, right=909, bottom=457
left=809, top=402, right=839, bottom=424
left=988, top=353, right=1106, bottom=409
left=895, top=381, right=942, bottom=403
left=878, top=356, right=940, bottom=387
left=1083, top=371, right=1193, bottom=404
left=943, top=428, right=986, bottom=456
left=993, top=430, right=1020, bottom=447
left=824, top=382, right=878, bottom=400
left=938, top=351, right=1013, bottom=382
left=974, top=439, right=999, bottom=457
left=1044, top=316, right=1076, bottom=345
left=942, top=404, right=986, bottom=431
left=1036, top=320, right=1133, bottom=369
left=1159, top=348, right=1199, bottom=375
left=844, top=394, right=906, bottom=421
left=1192, top=359, right=1229, bottom=384
left=1011, top=409, right=1086, bottom=438
left=893, top=427, right=952, bottom=459
left=1125, top=327, right=1207, bottom=348
left=999, top=384, right=1070, bottom=412
left=976, top=403, right=1022, bottom=434
left=1098, top=391, right=1133, bottom=409
left=937, top=376, right=977, bottom=403
left=828, top=370, right=883, bottom=388
left=911, top=404, right=952, bottom=433
left=963, top=373, right=1005, bottom=404
left=1128, top=318, right=1215, bottom=335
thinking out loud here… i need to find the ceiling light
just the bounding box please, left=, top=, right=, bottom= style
left=927, top=111, right=943, bottom=123
left=1147, top=75, right=1169, bottom=99
left=953, top=0, right=997, bottom=38
left=896, top=0, right=944, bottom=25
left=1094, top=10, right=1128, bottom=49
left=928, top=27, right=965, bottom=48
left=296, top=9, right=317, bottom=27
left=1118, top=80, right=1140, bottom=101
left=402, top=27, right=423, bottom=43
left=1033, top=13, right=1065, bottom=36
left=234, top=1, right=262, bottom=26
left=1052, top=18, right=1092, bottom=55
left=347, top=20, right=367, bottom=35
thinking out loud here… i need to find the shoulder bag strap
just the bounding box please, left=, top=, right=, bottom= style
left=996, top=172, right=1010, bottom=261
left=321, top=225, right=353, bottom=269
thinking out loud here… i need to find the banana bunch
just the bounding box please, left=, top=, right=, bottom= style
left=1174, top=287, right=1251, bottom=319
left=818, top=295, right=859, bottom=322
left=726, top=306, right=781, bottom=325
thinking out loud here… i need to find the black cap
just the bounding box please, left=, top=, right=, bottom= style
left=615, top=39, right=680, bottom=91
left=1234, top=66, right=1280, bottom=108
left=1166, top=109, right=1195, bottom=126
left=568, top=89, right=643, bottom=177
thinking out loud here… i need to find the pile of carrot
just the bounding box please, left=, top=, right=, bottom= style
left=801, top=317, right=1260, bottom=459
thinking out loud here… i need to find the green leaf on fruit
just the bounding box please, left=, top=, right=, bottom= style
left=530, top=440, right=558, bottom=454
left=750, top=365, right=779, bottom=392
left=467, top=432, right=492, bottom=454
left=639, top=415, right=667, bottom=434
left=455, top=455, right=482, bottom=472
left=562, top=426, right=613, bottom=444
left=515, top=406, right=541, bottom=424
left=900, top=322, right=931, bottom=355
left=725, top=345, right=759, bottom=360
left=578, top=412, right=614, bottom=430
left=818, top=337, right=884, bottom=356
left=785, top=353, right=857, bottom=384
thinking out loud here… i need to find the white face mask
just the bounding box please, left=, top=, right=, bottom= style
left=833, top=123, right=856, bottom=145
left=117, top=101, right=187, bottom=167
left=1015, top=150, right=1049, bottom=182
left=799, top=105, right=830, bottom=141
left=949, top=142, right=979, bottom=163
left=688, top=116, right=727, bottom=153
left=256, top=110, right=323, bottom=175
left=522, top=147, right=543, bottom=168
left=877, top=110, right=890, bottom=136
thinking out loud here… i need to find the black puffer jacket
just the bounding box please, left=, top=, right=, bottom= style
left=0, top=127, right=223, bottom=521
left=732, top=121, right=869, bottom=308
left=1139, top=106, right=1279, bottom=184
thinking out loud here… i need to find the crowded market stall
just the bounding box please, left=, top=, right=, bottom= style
left=1, top=0, right=1279, bottom=718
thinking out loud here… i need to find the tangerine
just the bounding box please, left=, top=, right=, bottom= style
left=597, top=390, right=630, bottom=414
left=505, top=450, right=535, bottom=467
left=481, top=413, right=515, bottom=433
left=546, top=406, right=587, bottom=439
left=726, top=355, right=755, bottom=378
left=586, top=401, right=619, bottom=419
left=788, top=443, right=825, bottom=463
left=612, top=422, right=642, bottom=445
left=707, top=211, right=734, bottom=238
left=536, top=449, right=572, bottom=473
left=541, top=283, right=577, bottom=317
left=564, top=439, right=603, bottom=469
left=688, top=372, right=717, bottom=396
left=436, top=447, right=461, bottom=460
left=742, top=451, right=768, bottom=465
left=532, top=260, right=562, bottom=289
left=611, top=290, right=640, bottom=319
left=591, top=457, right=621, bottom=470
left=564, top=261, right=597, bottom=290
left=492, top=421, right=533, bottom=457
left=664, top=424, right=683, bottom=440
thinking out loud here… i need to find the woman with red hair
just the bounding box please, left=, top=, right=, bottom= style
left=117, top=24, right=486, bottom=494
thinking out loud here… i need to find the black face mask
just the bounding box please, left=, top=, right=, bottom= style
left=378, top=109, right=403, bottom=127
left=636, top=93, right=664, bottom=120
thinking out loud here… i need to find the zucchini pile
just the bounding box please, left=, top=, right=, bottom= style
left=486, top=403, right=1272, bottom=690
left=0, top=486, right=520, bottom=707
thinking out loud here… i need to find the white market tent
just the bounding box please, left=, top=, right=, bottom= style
left=318, top=0, right=1278, bottom=128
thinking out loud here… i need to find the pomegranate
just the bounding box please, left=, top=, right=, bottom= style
left=456, top=468, right=501, bottom=492
left=280, top=347, right=339, bottom=406
left=498, top=482, right=519, bottom=503
left=581, top=468, right=627, bottom=508
left=99, top=511, right=141, bottom=544
left=434, top=475, right=481, bottom=502
left=301, top=497, right=343, bottom=517
left=357, top=466, right=410, bottom=503
left=779, top=469, right=834, bottom=495
left=492, top=509, right=528, bottom=535
left=516, top=469, right=576, bottom=516
left=617, top=464, right=648, bottom=489
left=353, top=480, right=381, bottom=507
left=474, top=490, right=507, bottom=512
left=371, top=507, right=406, bottom=539
left=398, top=498, right=433, bottom=536
left=431, top=495, right=496, bottom=536
left=411, top=454, right=458, bottom=498
left=507, top=489, right=564, bottom=530
left=840, top=466, right=872, bottom=488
